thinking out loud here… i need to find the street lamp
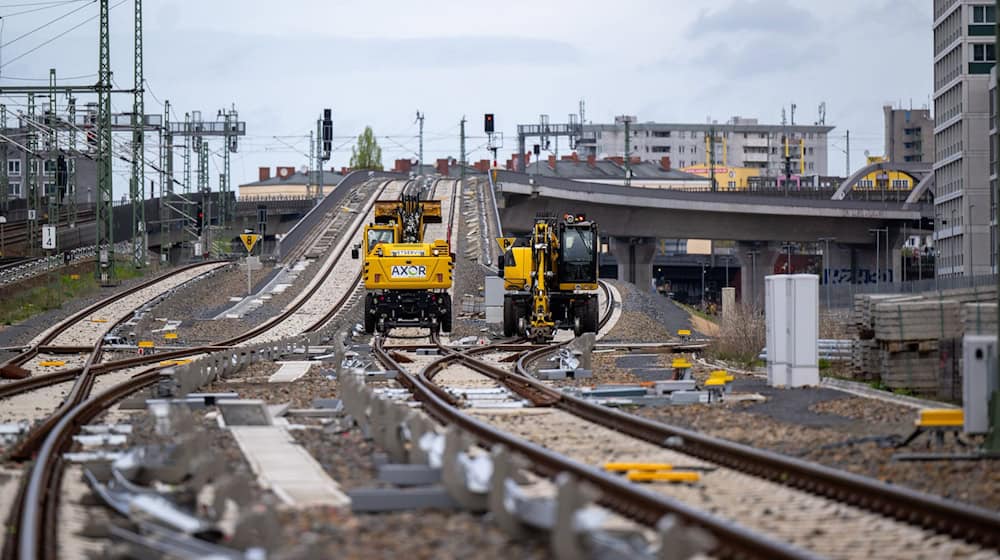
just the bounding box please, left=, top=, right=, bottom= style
left=701, top=261, right=708, bottom=309
left=747, top=250, right=759, bottom=306
left=818, top=237, right=836, bottom=310
left=869, top=227, right=888, bottom=286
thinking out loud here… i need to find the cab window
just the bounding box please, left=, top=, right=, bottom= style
left=367, top=229, right=395, bottom=251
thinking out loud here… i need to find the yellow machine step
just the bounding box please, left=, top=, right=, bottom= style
left=915, top=408, right=964, bottom=427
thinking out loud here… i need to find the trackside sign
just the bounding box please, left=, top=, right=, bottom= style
left=391, top=265, right=427, bottom=278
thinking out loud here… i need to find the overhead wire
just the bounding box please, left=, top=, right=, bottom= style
left=0, top=0, right=92, bottom=49
left=1, top=0, right=126, bottom=71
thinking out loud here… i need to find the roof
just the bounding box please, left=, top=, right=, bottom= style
left=521, top=159, right=707, bottom=181
left=582, top=122, right=835, bottom=134
left=240, top=169, right=345, bottom=188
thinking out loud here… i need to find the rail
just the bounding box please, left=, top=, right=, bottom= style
left=9, top=178, right=399, bottom=559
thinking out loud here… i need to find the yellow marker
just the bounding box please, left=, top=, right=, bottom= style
left=677, top=329, right=691, bottom=337
left=240, top=233, right=260, bottom=252
left=705, top=378, right=726, bottom=387
left=138, top=341, right=155, bottom=348
left=39, top=360, right=66, bottom=367
left=90, top=318, right=108, bottom=323
left=495, top=237, right=516, bottom=252
left=627, top=471, right=701, bottom=483
left=604, top=462, right=673, bottom=472
left=671, top=358, right=692, bottom=369
left=69, top=274, right=80, bottom=280
left=916, top=408, right=964, bottom=427
left=164, top=332, right=178, bottom=340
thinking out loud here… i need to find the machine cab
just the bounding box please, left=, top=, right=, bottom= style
left=557, top=216, right=598, bottom=288
left=354, top=225, right=396, bottom=259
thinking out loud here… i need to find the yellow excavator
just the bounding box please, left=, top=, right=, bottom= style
left=498, top=214, right=600, bottom=340
left=353, top=194, right=454, bottom=333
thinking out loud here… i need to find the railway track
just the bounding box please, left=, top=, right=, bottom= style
left=2, top=177, right=415, bottom=559
left=367, top=281, right=1000, bottom=559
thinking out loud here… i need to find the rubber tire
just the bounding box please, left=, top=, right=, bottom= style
left=573, top=316, right=583, bottom=337
left=441, top=294, right=453, bottom=333
left=503, top=297, right=516, bottom=337
left=364, top=296, right=376, bottom=334
left=585, top=297, right=599, bottom=333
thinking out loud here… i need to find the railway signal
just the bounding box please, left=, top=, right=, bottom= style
left=484, top=113, right=494, bottom=133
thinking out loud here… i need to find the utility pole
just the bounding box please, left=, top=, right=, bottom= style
left=0, top=104, right=7, bottom=217
left=66, top=96, right=77, bottom=226
left=846, top=130, right=851, bottom=176
left=27, top=93, right=37, bottom=256
left=47, top=69, right=59, bottom=258
left=308, top=130, right=314, bottom=198
left=747, top=249, right=760, bottom=306
left=96, top=0, right=114, bottom=282
left=459, top=115, right=466, bottom=195
left=709, top=127, right=717, bottom=192
left=416, top=111, right=424, bottom=173
left=182, top=112, right=191, bottom=194
left=624, top=117, right=631, bottom=186
left=130, top=0, right=145, bottom=268
left=218, top=105, right=237, bottom=224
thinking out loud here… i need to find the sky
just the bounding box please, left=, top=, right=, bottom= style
left=0, top=0, right=933, bottom=196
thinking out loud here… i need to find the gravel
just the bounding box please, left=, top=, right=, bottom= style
left=0, top=261, right=182, bottom=355
left=628, top=369, right=1000, bottom=511
left=600, top=281, right=691, bottom=342
left=449, top=178, right=490, bottom=340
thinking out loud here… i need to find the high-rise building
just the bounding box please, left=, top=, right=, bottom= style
left=933, top=0, right=994, bottom=278
left=883, top=105, right=935, bottom=162
left=575, top=116, right=832, bottom=176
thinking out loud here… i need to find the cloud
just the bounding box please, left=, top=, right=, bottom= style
left=688, top=0, right=819, bottom=35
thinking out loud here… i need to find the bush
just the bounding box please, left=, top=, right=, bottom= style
left=706, top=302, right=765, bottom=367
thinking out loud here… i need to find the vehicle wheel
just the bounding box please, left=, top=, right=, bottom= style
left=585, top=297, right=599, bottom=333
left=364, top=297, right=376, bottom=334
left=503, top=297, right=516, bottom=337
left=517, top=317, right=528, bottom=337
left=442, top=309, right=453, bottom=333
left=573, top=316, right=583, bottom=337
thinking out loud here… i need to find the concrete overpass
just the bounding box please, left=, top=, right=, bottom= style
left=494, top=171, right=933, bottom=303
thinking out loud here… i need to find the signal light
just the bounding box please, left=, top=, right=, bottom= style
left=484, top=113, right=494, bottom=133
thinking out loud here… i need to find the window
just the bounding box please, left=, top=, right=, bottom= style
left=727, top=180, right=736, bottom=188
left=973, top=43, right=996, bottom=62
left=859, top=179, right=874, bottom=188
left=651, top=146, right=670, bottom=153
left=759, top=133, right=766, bottom=139
left=652, top=131, right=671, bottom=138
left=678, top=145, right=686, bottom=153
left=892, top=179, right=910, bottom=188
left=8, top=181, right=20, bottom=196
left=691, top=146, right=697, bottom=154
left=973, top=5, right=996, bottom=23
left=43, top=159, right=56, bottom=174
left=7, top=160, right=20, bottom=175
left=44, top=182, right=56, bottom=195
left=808, top=161, right=815, bottom=171
left=679, top=160, right=686, bottom=168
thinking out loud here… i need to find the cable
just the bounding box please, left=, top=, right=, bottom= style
left=0, top=72, right=95, bottom=81
left=0, top=0, right=92, bottom=49
left=0, top=1, right=88, bottom=8
left=1, top=0, right=87, bottom=18
left=1, top=0, right=125, bottom=71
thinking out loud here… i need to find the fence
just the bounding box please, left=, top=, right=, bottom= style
left=822, top=273, right=998, bottom=309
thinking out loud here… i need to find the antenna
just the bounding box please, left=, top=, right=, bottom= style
left=816, top=102, right=826, bottom=125
left=790, top=103, right=797, bottom=126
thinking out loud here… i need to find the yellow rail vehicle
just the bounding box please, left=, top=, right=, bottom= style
left=354, top=196, right=454, bottom=334
left=499, top=214, right=600, bottom=340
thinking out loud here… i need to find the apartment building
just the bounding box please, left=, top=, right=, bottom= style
left=575, top=115, right=833, bottom=176
left=932, top=0, right=994, bottom=277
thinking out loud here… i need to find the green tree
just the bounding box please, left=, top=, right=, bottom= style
left=349, top=126, right=383, bottom=170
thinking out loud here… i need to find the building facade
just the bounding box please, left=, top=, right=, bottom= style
left=933, top=0, right=994, bottom=277
left=0, top=126, right=97, bottom=209
left=576, top=116, right=833, bottom=177
left=883, top=105, right=935, bottom=162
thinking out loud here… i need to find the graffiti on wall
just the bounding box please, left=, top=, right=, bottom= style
left=823, top=268, right=894, bottom=285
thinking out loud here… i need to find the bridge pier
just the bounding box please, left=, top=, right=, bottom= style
left=736, top=242, right=782, bottom=308
left=609, top=237, right=657, bottom=290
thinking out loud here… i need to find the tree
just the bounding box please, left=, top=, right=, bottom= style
left=349, top=126, right=383, bottom=170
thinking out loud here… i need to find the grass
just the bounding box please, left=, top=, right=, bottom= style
left=0, top=263, right=146, bottom=326
left=674, top=301, right=717, bottom=324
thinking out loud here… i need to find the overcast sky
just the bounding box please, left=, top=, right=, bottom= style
left=0, top=0, right=931, bottom=195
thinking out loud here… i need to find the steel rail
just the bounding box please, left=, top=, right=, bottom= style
left=371, top=335, right=813, bottom=560
left=9, top=178, right=402, bottom=559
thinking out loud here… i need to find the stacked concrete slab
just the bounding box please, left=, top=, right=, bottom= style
left=963, top=303, right=997, bottom=335
left=849, top=292, right=977, bottom=398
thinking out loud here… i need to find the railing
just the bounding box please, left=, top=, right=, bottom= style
left=0, top=241, right=131, bottom=288
left=822, top=273, right=998, bottom=308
